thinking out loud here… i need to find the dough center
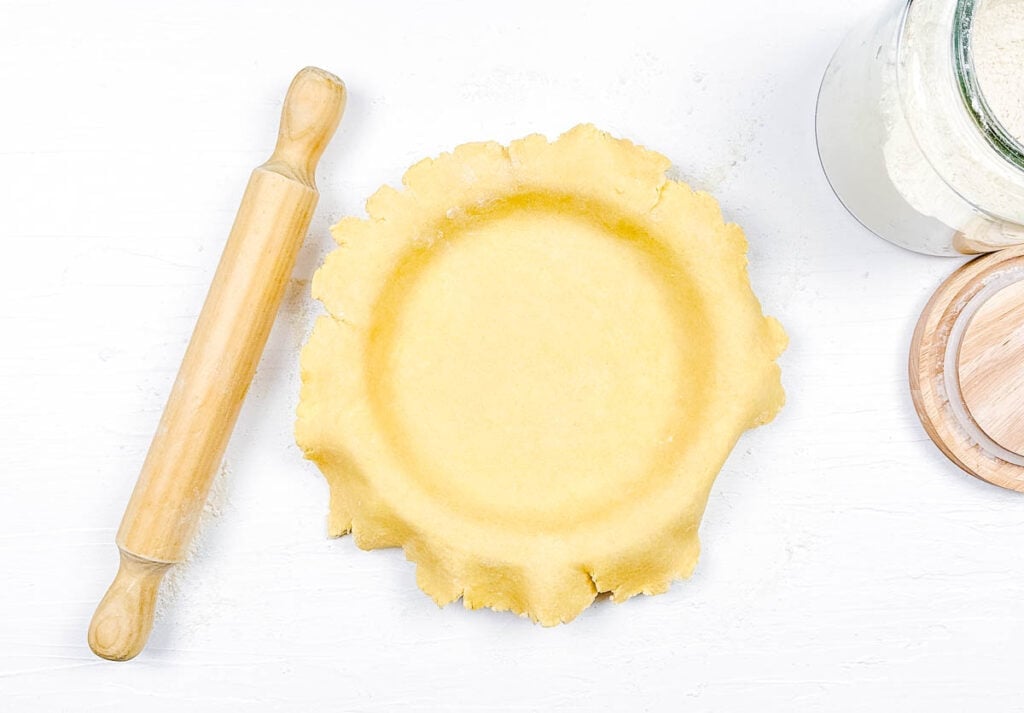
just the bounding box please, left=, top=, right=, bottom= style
left=367, top=198, right=711, bottom=530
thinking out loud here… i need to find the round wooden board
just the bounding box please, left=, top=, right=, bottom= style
left=910, top=245, right=1024, bottom=492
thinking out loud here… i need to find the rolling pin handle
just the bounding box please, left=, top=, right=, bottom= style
left=267, top=66, right=346, bottom=187
left=88, top=550, right=171, bottom=661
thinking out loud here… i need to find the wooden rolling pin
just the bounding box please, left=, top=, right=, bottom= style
left=88, top=67, right=346, bottom=661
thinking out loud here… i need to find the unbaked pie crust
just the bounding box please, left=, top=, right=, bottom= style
left=296, top=124, right=786, bottom=624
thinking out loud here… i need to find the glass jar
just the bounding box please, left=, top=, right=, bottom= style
left=817, top=0, right=1024, bottom=256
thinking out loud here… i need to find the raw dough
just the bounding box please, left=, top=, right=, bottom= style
left=296, top=124, right=786, bottom=624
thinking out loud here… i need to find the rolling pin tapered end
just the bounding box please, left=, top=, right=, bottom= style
left=88, top=550, right=171, bottom=661
left=268, top=66, right=347, bottom=187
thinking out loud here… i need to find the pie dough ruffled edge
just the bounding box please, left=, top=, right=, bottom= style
left=297, top=124, right=787, bottom=625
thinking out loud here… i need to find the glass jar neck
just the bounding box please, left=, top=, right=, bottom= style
left=954, top=0, right=1024, bottom=170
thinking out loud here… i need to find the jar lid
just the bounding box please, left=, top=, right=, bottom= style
left=911, top=245, right=1024, bottom=490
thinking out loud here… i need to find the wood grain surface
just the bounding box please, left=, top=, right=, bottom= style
left=958, top=280, right=1024, bottom=455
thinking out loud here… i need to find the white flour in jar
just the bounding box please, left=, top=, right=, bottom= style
left=880, top=0, right=1024, bottom=253
left=972, top=0, right=1024, bottom=144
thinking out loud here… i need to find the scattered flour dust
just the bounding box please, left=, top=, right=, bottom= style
left=152, top=275, right=313, bottom=636
left=153, top=461, right=232, bottom=630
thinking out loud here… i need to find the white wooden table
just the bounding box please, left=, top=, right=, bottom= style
left=3, top=0, right=1020, bottom=710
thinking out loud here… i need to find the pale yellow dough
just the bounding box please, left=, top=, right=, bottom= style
left=297, top=124, right=786, bottom=624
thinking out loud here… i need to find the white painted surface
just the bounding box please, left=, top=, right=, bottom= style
left=2, top=0, right=1020, bottom=710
